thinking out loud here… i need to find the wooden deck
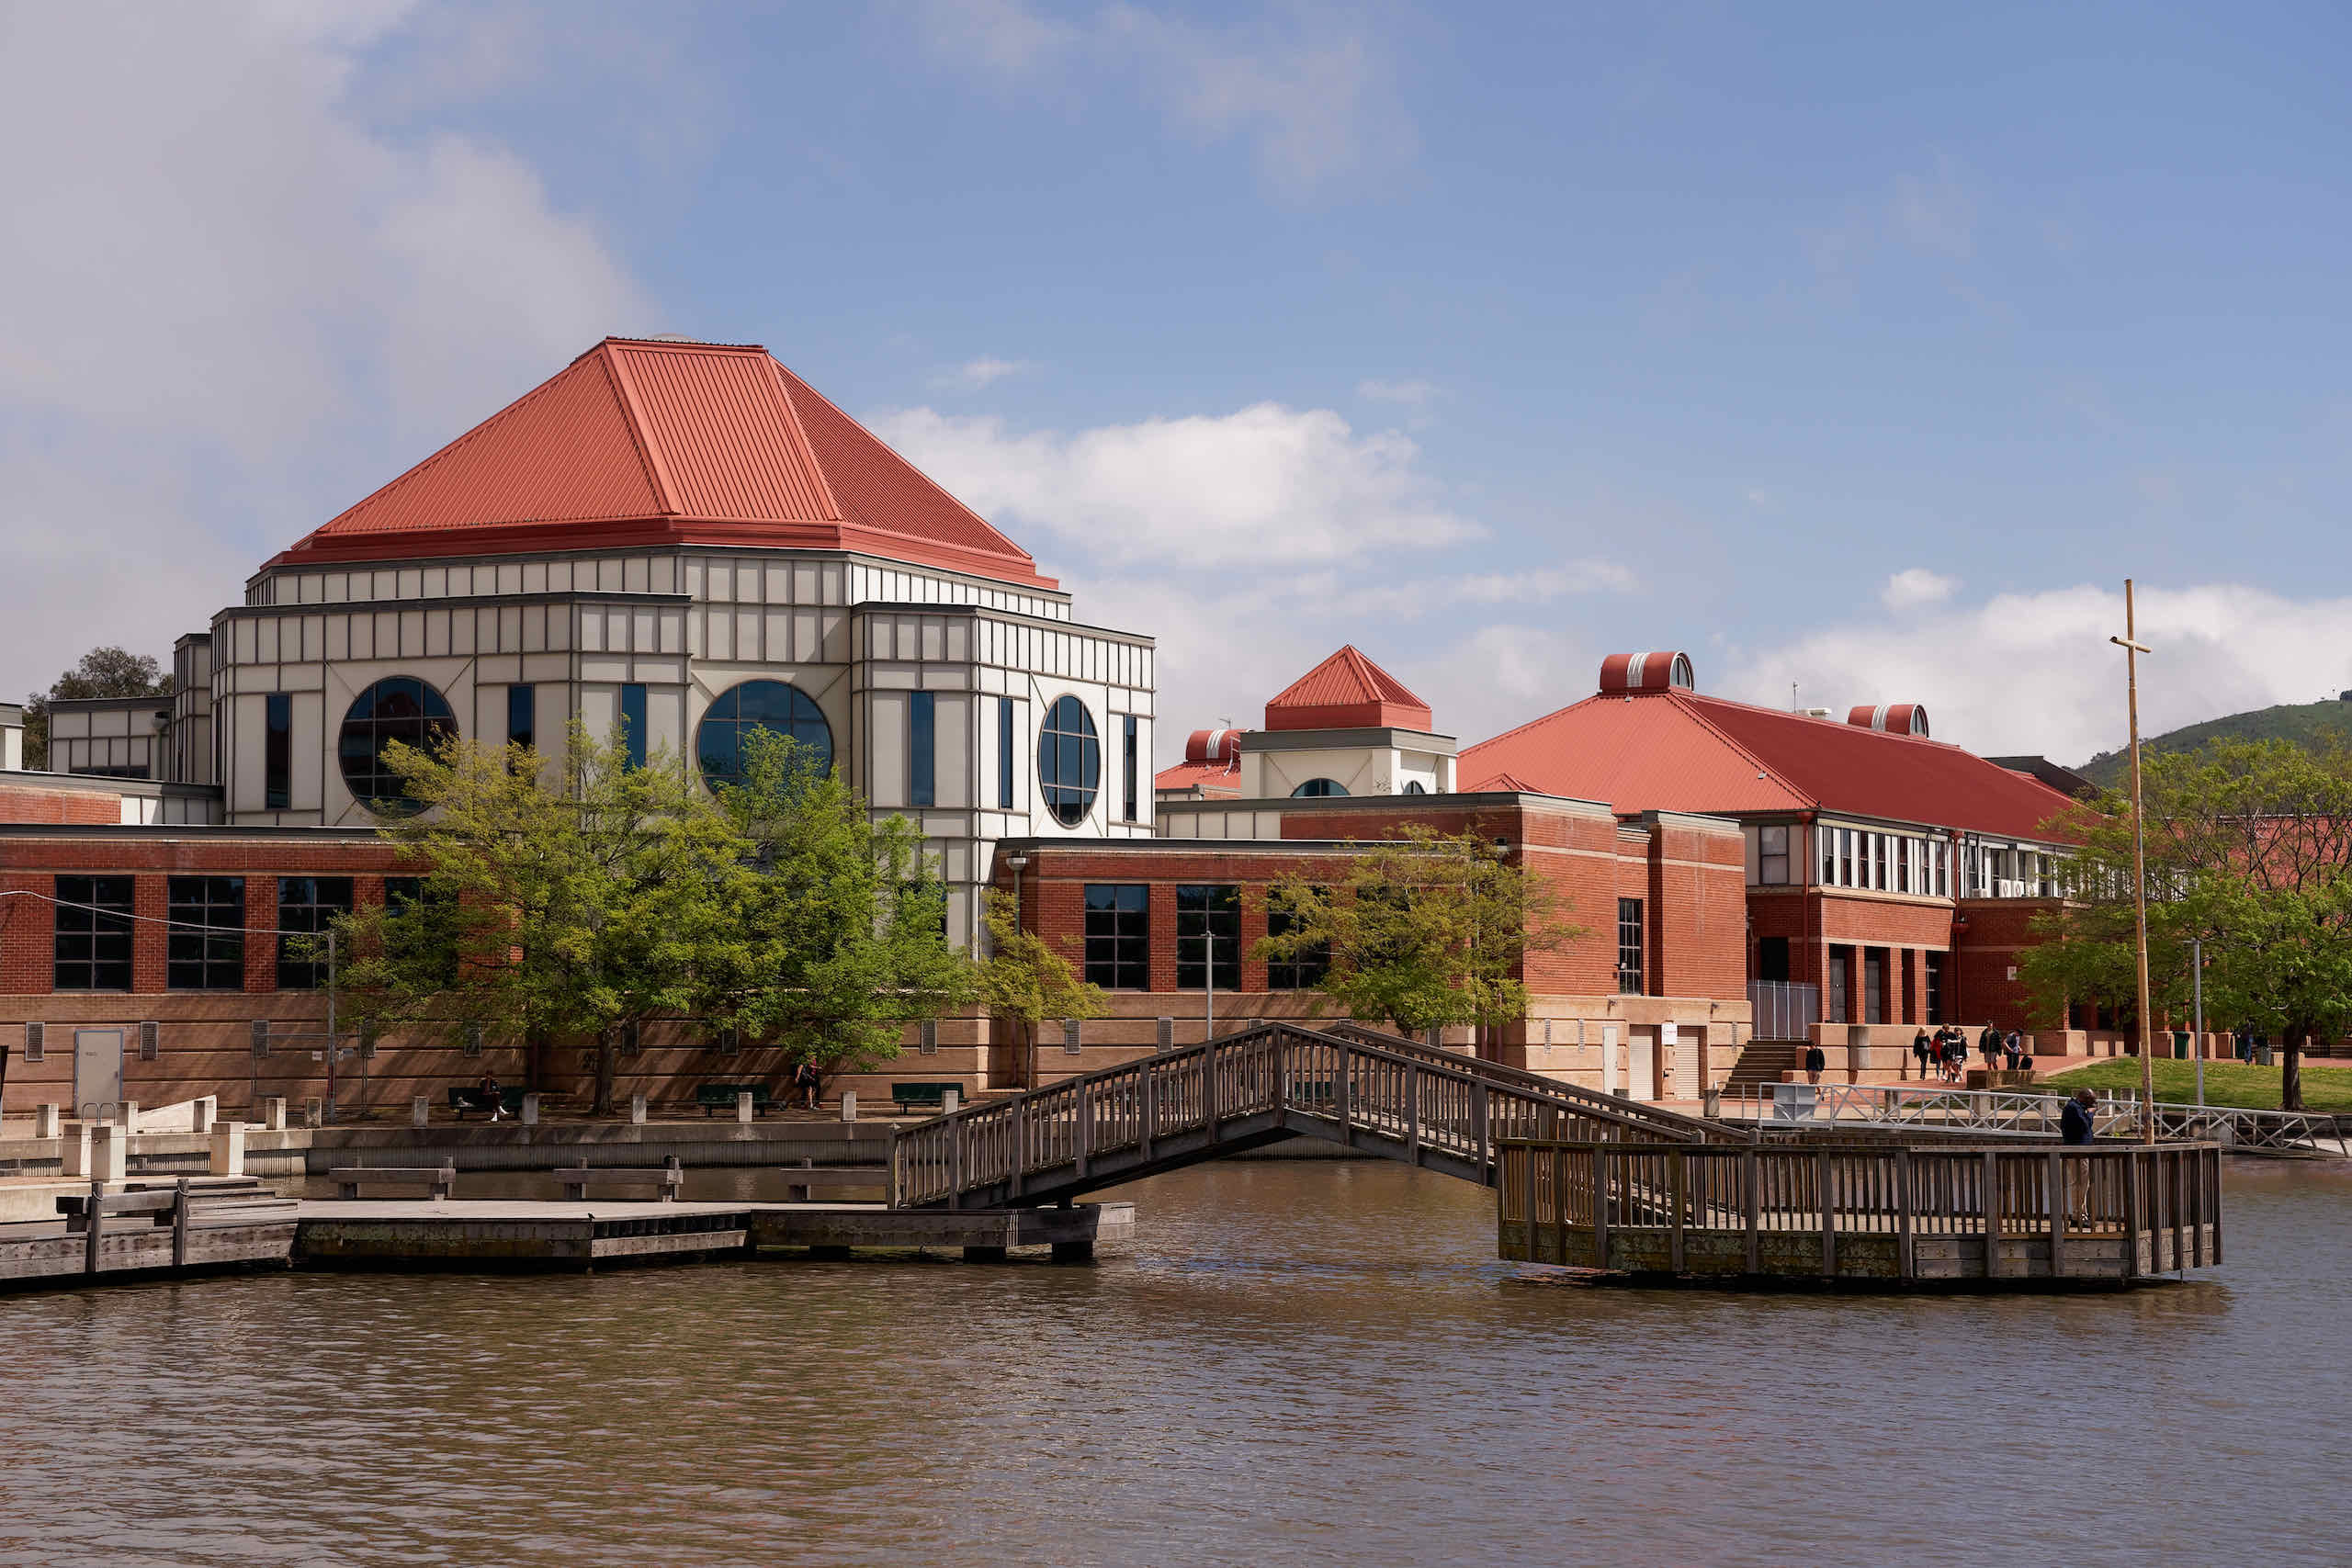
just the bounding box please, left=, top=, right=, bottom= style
left=1496, top=1139, right=2222, bottom=1287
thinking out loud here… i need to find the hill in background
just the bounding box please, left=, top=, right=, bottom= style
left=2076, top=698, right=2352, bottom=789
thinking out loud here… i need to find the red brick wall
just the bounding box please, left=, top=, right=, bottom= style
left=0, top=783, right=124, bottom=825
left=1951, top=898, right=2057, bottom=1031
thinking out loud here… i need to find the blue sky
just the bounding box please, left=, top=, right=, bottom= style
left=5, top=2, right=2349, bottom=764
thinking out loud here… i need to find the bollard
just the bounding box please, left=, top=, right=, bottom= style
left=630, top=1092, right=648, bottom=1126
left=839, top=1090, right=857, bottom=1123
left=412, top=1095, right=430, bottom=1128
left=521, top=1092, right=541, bottom=1127
left=89, top=1122, right=128, bottom=1183
left=209, top=1122, right=246, bottom=1177
left=120, top=1100, right=140, bottom=1129
left=302, top=1097, right=323, bottom=1129
left=60, top=1122, right=93, bottom=1177
left=264, top=1098, right=287, bottom=1132
left=33, top=1103, right=60, bottom=1139
left=192, top=1097, right=217, bottom=1136
left=736, top=1090, right=753, bottom=1124
left=943, top=1087, right=960, bottom=1116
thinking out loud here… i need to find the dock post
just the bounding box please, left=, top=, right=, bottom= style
left=1668, top=1149, right=1686, bottom=1272
left=303, top=1097, right=323, bottom=1129
left=412, top=1095, right=430, bottom=1128
left=524, top=1093, right=542, bottom=1127
left=265, top=1098, right=287, bottom=1131
left=33, top=1103, right=60, bottom=1140
left=630, top=1093, right=648, bottom=1125
left=735, top=1091, right=752, bottom=1124
left=61, top=1122, right=92, bottom=1177
left=1139, top=1068, right=1155, bottom=1162
left=943, top=1087, right=960, bottom=1116
left=172, top=1177, right=189, bottom=1269
left=208, top=1122, right=246, bottom=1177
left=2047, top=1147, right=2064, bottom=1280
left=1894, top=1147, right=1913, bottom=1281
left=1591, top=1146, right=1611, bottom=1270
left=121, top=1100, right=140, bottom=1129
left=1817, top=1148, right=1835, bottom=1278
left=1744, top=1147, right=1761, bottom=1275
left=840, top=1090, right=856, bottom=1122
left=84, top=1176, right=102, bottom=1275
left=1981, top=1149, right=2001, bottom=1279
left=91, top=1122, right=128, bottom=1183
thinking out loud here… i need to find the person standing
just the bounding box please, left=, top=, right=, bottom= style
left=1912, top=1027, right=1933, bottom=1081
left=2061, top=1087, right=2098, bottom=1223
left=1804, top=1041, right=1826, bottom=1086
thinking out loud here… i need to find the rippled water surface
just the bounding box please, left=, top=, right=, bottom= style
left=5, top=1156, right=2348, bottom=1566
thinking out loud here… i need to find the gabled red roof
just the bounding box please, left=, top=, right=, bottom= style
left=1264, top=646, right=1432, bottom=732
left=272, top=338, right=1053, bottom=588
left=1462, top=689, right=2078, bottom=841
left=1153, top=757, right=1243, bottom=796
left=1464, top=770, right=1544, bottom=794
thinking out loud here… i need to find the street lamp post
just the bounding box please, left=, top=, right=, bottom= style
left=2109, top=578, right=2157, bottom=1144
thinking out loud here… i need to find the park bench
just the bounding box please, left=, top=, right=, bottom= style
left=554, top=1159, right=684, bottom=1202
left=695, top=1083, right=773, bottom=1117
left=329, top=1163, right=457, bottom=1201
left=890, top=1081, right=962, bottom=1114
left=447, top=1087, right=537, bottom=1120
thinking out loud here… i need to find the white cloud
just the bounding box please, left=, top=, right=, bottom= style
left=910, top=0, right=1412, bottom=197
left=869, top=401, right=1478, bottom=570
left=0, top=3, right=651, bottom=689
left=930, top=356, right=1040, bottom=391
left=1724, top=582, right=2352, bottom=764
left=1880, top=567, right=1960, bottom=611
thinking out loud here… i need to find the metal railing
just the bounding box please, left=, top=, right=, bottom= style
left=1747, top=981, right=1821, bottom=1041
left=1719, top=1080, right=2346, bottom=1154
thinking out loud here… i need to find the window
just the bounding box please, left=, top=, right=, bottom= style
left=1838, top=829, right=1854, bottom=888
left=1266, top=897, right=1329, bottom=990
left=1122, top=714, right=1138, bottom=822
left=1933, top=840, right=1950, bottom=898
left=384, top=876, right=458, bottom=986
left=697, top=679, right=830, bottom=791
left=277, top=877, right=354, bottom=989
left=1616, top=897, right=1645, bottom=995
left=1826, top=951, right=1849, bottom=1023
left=1924, top=950, right=1945, bottom=1024
left=1864, top=949, right=1886, bottom=1023
left=507, top=684, right=536, bottom=753
left=1038, top=695, right=1100, bottom=828
left=1175, top=885, right=1239, bottom=990
left=620, top=683, right=648, bottom=772
left=1082, top=885, right=1148, bottom=989
left=1757, top=934, right=1790, bottom=983
left=997, top=697, right=1015, bottom=809
left=1758, top=824, right=1789, bottom=885
left=1290, top=778, right=1349, bottom=797
left=1403, top=781, right=1428, bottom=795
left=339, top=677, right=457, bottom=814
left=1818, top=826, right=1835, bottom=886
left=166, top=876, right=244, bottom=991
left=1896, top=838, right=1912, bottom=895
left=54, top=875, right=133, bottom=991
left=910, top=691, right=935, bottom=808
left=264, top=694, right=291, bottom=810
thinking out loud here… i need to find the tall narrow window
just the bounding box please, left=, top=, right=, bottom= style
left=997, top=697, right=1015, bottom=809
left=1818, top=826, right=1836, bottom=886
left=1266, top=897, right=1330, bottom=990
left=166, top=876, right=244, bottom=990
left=910, top=691, right=935, bottom=808
left=1122, top=714, right=1138, bottom=822
left=1615, top=897, right=1645, bottom=995
left=1758, top=824, right=1789, bottom=885
left=619, top=683, right=647, bottom=771
left=1924, top=950, right=1945, bottom=1024
left=507, top=684, right=536, bottom=753
left=277, top=877, right=354, bottom=989
left=1174, top=885, right=1239, bottom=990
left=1082, top=885, right=1148, bottom=989
left=1838, top=829, right=1854, bottom=888
left=265, top=693, right=291, bottom=810
left=54, top=875, right=134, bottom=991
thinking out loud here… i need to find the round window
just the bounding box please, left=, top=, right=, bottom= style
left=1037, top=695, right=1100, bottom=827
left=338, top=677, right=457, bottom=815
left=696, top=680, right=833, bottom=791
left=1291, top=778, right=1350, bottom=797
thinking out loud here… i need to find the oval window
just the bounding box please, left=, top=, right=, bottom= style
left=338, top=676, right=457, bottom=815
left=697, top=680, right=833, bottom=791
left=1037, top=695, right=1100, bottom=827
left=1290, top=778, right=1350, bottom=797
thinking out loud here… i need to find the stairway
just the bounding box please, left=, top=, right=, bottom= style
left=1724, top=1040, right=1802, bottom=1089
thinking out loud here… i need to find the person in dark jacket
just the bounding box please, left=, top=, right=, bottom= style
left=1978, top=1021, right=2004, bottom=1072
left=2061, top=1088, right=2097, bottom=1222
left=1912, top=1028, right=1933, bottom=1080
left=1804, top=1043, right=1826, bottom=1086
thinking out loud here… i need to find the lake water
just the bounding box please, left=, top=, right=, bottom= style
left=4, top=1156, right=2347, bottom=1566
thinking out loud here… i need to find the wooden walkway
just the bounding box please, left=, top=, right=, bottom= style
left=889, top=1021, right=1750, bottom=1211
left=1496, top=1138, right=2223, bottom=1286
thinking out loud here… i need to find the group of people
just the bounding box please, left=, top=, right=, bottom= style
left=1909, top=1021, right=2034, bottom=1082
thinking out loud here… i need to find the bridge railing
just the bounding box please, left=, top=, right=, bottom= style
left=890, top=1021, right=1738, bottom=1209
left=1720, top=1080, right=2340, bottom=1151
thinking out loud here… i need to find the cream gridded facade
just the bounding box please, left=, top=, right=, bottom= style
left=196, top=546, right=1153, bottom=948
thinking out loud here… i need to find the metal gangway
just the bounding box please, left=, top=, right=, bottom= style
left=889, top=1021, right=1751, bottom=1211
left=1720, top=1080, right=2347, bottom=1156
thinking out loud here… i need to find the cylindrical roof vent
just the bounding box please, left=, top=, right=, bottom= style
left=1598, top=651, right=1695, bottom=694
left=1847, top=703, right=1930, bottom=738
left=1184, top=728, right=1242, bottom=762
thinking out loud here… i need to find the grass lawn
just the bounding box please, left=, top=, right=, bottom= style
left=2036, top=1057, right=2352, bottom=1114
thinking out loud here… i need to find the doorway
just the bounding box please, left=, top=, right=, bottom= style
left=1629, top=1028, right=1658, bottom=1100
left=74, top=1028, right=124, bottom=1119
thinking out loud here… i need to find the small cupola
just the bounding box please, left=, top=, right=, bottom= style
left=1598, top=651, right=1695, bottom=695
left=1847, top=704, right=1930, bottom=738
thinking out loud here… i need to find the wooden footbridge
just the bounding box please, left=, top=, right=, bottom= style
left=887, top=1021, right=1753, bottom=1210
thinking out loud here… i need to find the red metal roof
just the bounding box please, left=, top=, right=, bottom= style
left=1263, top=645, right=1433, bottom=732
left=1461, top=689, right=2079, bottom=840
left=1154, top=757, right=1241, bottom=795
left=273, top=338, right=1053, bottom=588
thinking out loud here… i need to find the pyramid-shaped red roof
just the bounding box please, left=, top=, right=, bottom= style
left=1263, top=646, right=1433, bottom=732
left=271, top=338, right=1053, bottom=588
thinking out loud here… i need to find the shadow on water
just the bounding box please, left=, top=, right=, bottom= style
left=2, top=1152, right=2345, bottom=1566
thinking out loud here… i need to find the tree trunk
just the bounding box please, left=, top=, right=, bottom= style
left=592, top=1026, right=616, bottom=1118
left=2283, top=1031, right=2306, bottom=1113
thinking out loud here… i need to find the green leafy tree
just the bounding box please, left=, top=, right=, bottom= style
left=2020, top=738, right=2352, bottom=1110
left=975, top=888, right=1107, bottom=1087
left=1255, top=824, right=1582, bottom=1038
left=332, top=723, right=747, bottom=1115
left=23, top=645, right=172, bottom=769
left=695, top=730, right=978, bottom=1080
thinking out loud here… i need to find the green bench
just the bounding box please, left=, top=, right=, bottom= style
left=890, top=1081, right=963, bottom=1114
left=696, top=1082, right=773, bottom=1118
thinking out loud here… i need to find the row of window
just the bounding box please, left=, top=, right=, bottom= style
left=1819, top=945, right=1948, bottom=1025
left=48, top=874, right=410, bottom=993
left=1079, top=884, right=1330, bottom=991
left=1811, top=826, right=1951, bottom=897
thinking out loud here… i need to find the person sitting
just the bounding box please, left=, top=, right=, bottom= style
left=2004, top=1030, right=2024, bottom=1072
left=477, top=1070, right=506, bottom=1122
